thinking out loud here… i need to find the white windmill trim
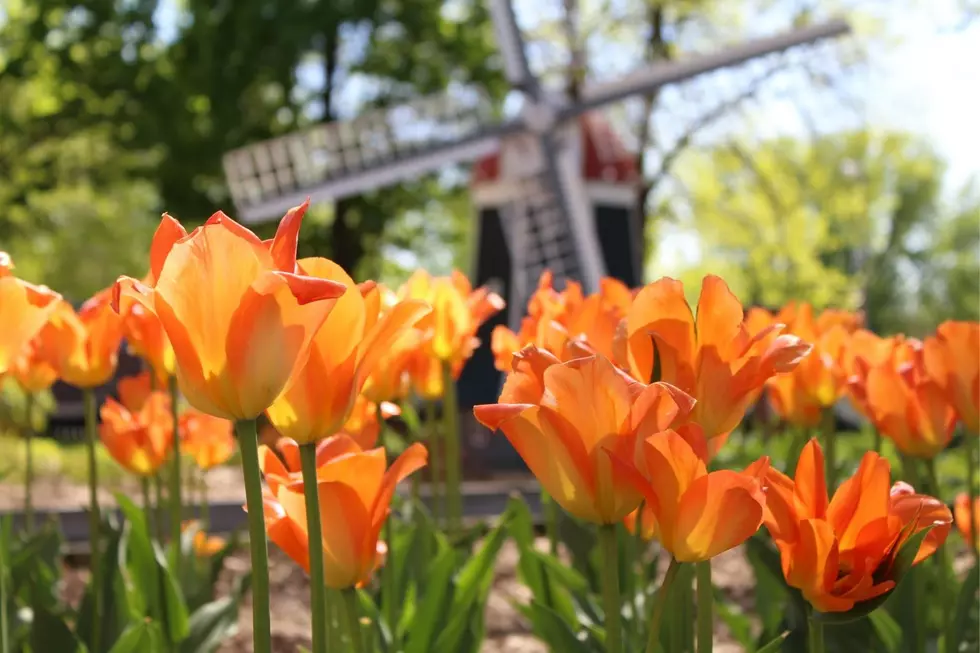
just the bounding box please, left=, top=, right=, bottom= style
left=473, top=179, right=638, bottom=207
left=585, top=182, right=640, bottom=205
left=556, top=130, right=606, bottom=292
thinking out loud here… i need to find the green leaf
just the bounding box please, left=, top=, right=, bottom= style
left=180, top=572, right=250, bottom=653
left=30, top=605, right=87, bottom=653
left=109, top=621, right=166, bottom=653
left=948, top=563, right=979, bottom=652
left=402, top=548, right=457, bottom=653
left=868, top=609, right=901, bottom=653
left=713, top=587, right=754, bottom=649
left=77, top=520, right=131, bottom=650
left=746, top=534, right=808, bottom=638
left=431, top=504, right=514, bottom=652
left=527, top=601, right=593, bottom=653
left=754, top=631, right=789, bottom=653
left=358, top=587, right=391, bottom=652
left=156, top=545, right=191, bottom=644
left=815, top=526, right=935, bottom=624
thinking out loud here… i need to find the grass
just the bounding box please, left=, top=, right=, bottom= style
left=0, top=432, right=129, bottom=487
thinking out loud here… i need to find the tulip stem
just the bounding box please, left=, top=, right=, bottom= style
left=155, top=473, right=167, bottom=541
left=967, top=433, right=979, bottom=562
left=822, top=408, right=836, bottom=492
left=299, top=443, right=328, bottom=653
left=341, top=588, right=366, bottom=653
left=201, top=474, right=210, bottom=532
left=142, top=476, right=154, bottom=538
left=696, top=561, right=713, bottom=653
left=599, top=524, right=623, bottom=653
left=925, top=457, right=951, bottom=653
left=168, top=376, right=183, bottom=577
left=236, top=418, right=272, bottom=653
left=83, top=388, right=102, bottom=653
left=633, top=505, right=646, bottom=644
left=376, top=405, right=398, bottom=636
left=542, top=490, right=559, bottom=555
left=441, top=362, right=462, bottom=536
left=646, top=557, right=680, bottom=653
left=23, top=392, right=34, bottom=534
left=807, top=611, right=824, bottom=653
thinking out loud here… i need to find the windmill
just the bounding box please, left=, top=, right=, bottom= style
left=222, top=3, right=850, bottom=466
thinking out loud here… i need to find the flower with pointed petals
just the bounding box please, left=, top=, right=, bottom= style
left=112, top=202, right=348, bottom=420
left=12, top=321, right=62, bottom=393
left=850, top=348, right=955, bottom=459
left=257, top=435, right=427, bottom=589
left=0, top=254, right=62, bottom=376
left=117, top=371, right=153, bottom=413
left=617, top=275, right=811, bottom=447
left=265, top=259, right=429, bottom=444
left=954, top=493, right=979, bottom=550
left=475, top=347, right=696, bottom=525
left=608, top=428, right=769, bottom=561
left=762, top=440, right=951, bottom=613
left=923, top=321, right=980, bottom=434
left=99, top=392, right=173, bottom=477
left=180, top=409, right=235, bottom=470
left=337, top=394, right=400, bottom=449
left=48, top=290, right=124, bottom=388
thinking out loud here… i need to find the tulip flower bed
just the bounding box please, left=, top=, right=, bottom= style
left=0, top=205, right=977, bottom=653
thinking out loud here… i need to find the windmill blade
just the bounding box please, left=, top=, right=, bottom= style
left=571, top=19, right=850, bottom=116
left=487, top=0, right=536, bottom=92
left=222, top=88, right=521, bottom=223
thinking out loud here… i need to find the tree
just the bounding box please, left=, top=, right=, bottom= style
left=661, top=129, right=979, bottom=334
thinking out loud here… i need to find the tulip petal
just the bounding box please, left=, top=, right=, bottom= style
left=626, top=277, right=696, bottom=386
left=672, top=470, right=765, bottom=562
left=543, top=354, right=633, bottom=452
left=315, top=434, right=364, bottom=466
left=0, top=278, right=62, bottom=375
left=149, top=214, right=189, bottom=285
left=640, top=430, right=707, bottom=548
left=790, top=518, right=850, bottom=613
left=695, top=275, right=743, bottom=356
left=794, top=439, right=828, bottom=520
left=827, top=451, right=891, bottom=552
left=357, top=299, right=431, bottom=386
left=269, top=200, right=309, bottom=272
left=263, top=497, right=310, bottom=572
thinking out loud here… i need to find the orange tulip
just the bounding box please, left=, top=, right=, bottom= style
left=117, top=371, right=153, bottom=413
left=337, top=394, right=400, bottom=449
left=617, top=276, right=811, bottom=445
left=400, top=269, right=504, bottom=397
left=763, top=440, right=951, bottom=613
left=12, top=321, right=62, bottom=393
left=490, top=272, right=629, bottom=371
left=258, top=435, right=427, bottom=589
left=265, top=259, right=429, bottom=444
left=850, top=349, right=955, bottom=459
left=99, top=392, right=174, bottom=476
left=608, top=428, right=768, bottom=561
left=121, top=301, right=175, bottom=386
left=180, top=409, right=235, bottom=470
left=0, top=254, right=62, bottom=376
left=768, top=305, right=851, bottom=427
left=181, top=521, right=227, bottom=557
left=113, top=202, right=348, bottom=420
left=923, top=321, right=980, bottom=434
left=47, top=290, right=124, bottom=388
left=954, top=493, right=979, bottom=549
left=844, top=333, right=919, bottom=418
left=474, top=347, right=696, bottom=525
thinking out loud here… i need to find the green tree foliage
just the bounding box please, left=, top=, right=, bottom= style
left=664, top=129, right=979, bottom=334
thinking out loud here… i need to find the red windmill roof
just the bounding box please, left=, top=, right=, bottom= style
left=471, top=112, right=640, bottom=185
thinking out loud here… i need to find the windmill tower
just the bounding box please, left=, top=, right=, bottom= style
left=222, top=2, right=850, bottom=470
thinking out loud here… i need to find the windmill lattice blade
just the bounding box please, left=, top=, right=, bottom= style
left=487, top=0, right=536, bottom=91
left=222, top=88, right=518, bottom=223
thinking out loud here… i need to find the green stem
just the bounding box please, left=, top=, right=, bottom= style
left=154, top=473, right=166, bottom=540
left=83, top=388, right=103, bottom=653
left=542, top=490, right=559, bottom=555
left=24, top=392, right=34, bottom=534
left=168, top=376, right=182, bottom=577
left=696, top=561, right=713, bottom=653
left=441, top=362, right=462, bottom=536
left=967, top=434, right=979, bottom=561
left=0, top=527, right=8, bottom=653
left=925, top=458, right=951, bottom=653
left=822, top=408, right=836, bottom=492
left=142, top=476, right=154, bottom=539
left=300, top=444, right=327, bottom=653
left=376, top=405, right=398, bottom=635
left=340, top=587, right=366, bottom=653
left=599, top=524, right=623, bottom=653
left=632, top=505, right=646, bottom=644
left=425, top=400, right=445, bottom=524
left=201, top=474, right=210, bottom=533
left=646, top=557, right=680, bottom=653
left=808, top=612, right=824, bottom=653
left=236, top=418, right=272, bottom=653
